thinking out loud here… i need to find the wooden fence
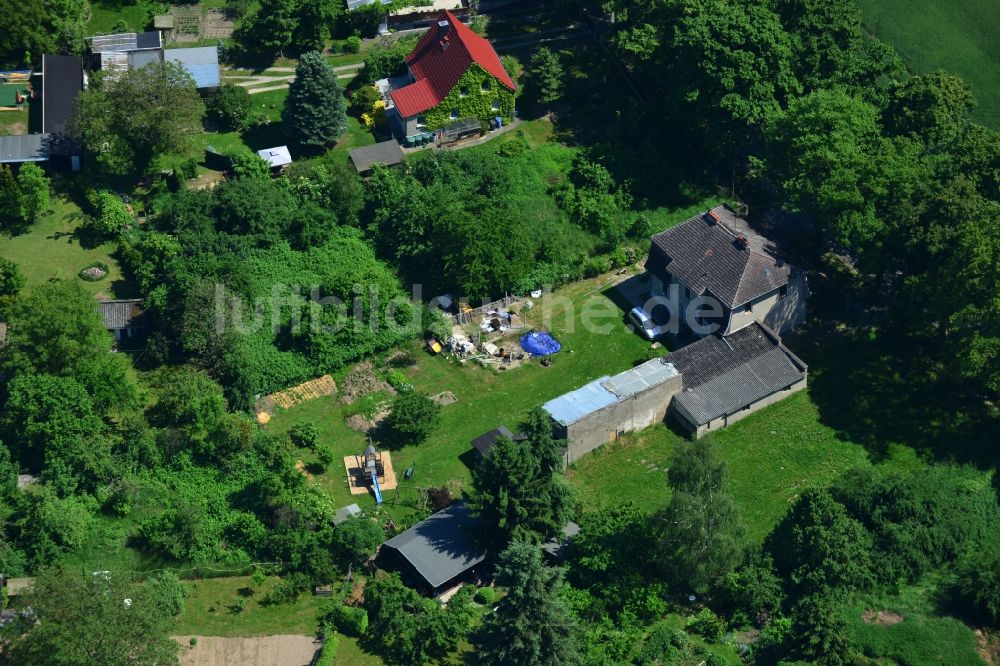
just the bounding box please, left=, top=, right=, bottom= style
left=449, top=295, right=519, bottom=325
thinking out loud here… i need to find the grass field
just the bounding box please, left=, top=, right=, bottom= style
left=173, top=576, right=328, bottom=636
left=87, top=0, right=156, bottom=35
left=844, top=576, right=983, bottom=666
left=855, top=0, right=1000, bottom=129
left=0, top=193, right=129, bottom=297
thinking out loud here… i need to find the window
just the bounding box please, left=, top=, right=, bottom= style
left=481, top=79, right=491, bottom=92
left=491, top=99, right=501, bottom=111
left=460, top=86, right=469, bottom=97
left=416, top=116, right=426, bottom=127
left=743, top=301, right=752, bottom=313
left=778, top=284, right=788, bottom=300
left=450, top=108, right=459, bottom=119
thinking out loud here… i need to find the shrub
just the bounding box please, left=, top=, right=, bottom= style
left=0, top=257, right=25, bottom=296
left=316, top=633, right=338, bottom=665
left=475, top=586, right=497, bottom=605
left=950, top=530, right=1000, bottom=624
left=208, top=84, right=253, bottom=131
left=687, top=608, right=726, bottom=641
left=288, top=420, right=321, bottom=449
left=385, top=391, right=441, bottom=444
left=350, top=86, right=382, bottom=116
left=427, top=485, right=452, bottom=512
left=345, top=35, right=362, bottom=53
left=385, top=368, right=412, bottom=392
left=323, top=603, right=369, bottom=636
left=386, top=351, right=416, bottom=368
left=86, top=190, right=133, bottom=239
left=315, top=444, right=336, bottom=469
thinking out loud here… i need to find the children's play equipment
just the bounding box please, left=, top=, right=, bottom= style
left=355, top=443, right=386, bottom=504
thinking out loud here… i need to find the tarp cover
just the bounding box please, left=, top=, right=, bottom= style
left=521, top=331, right=561, bottom=356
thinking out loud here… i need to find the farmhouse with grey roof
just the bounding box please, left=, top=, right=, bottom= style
left=378, top=501, right=485, bottom=594
left=645, top=204, right=808, bottom=337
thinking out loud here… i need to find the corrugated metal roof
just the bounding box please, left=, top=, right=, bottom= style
left=382, top=502, right=484, bottom=590
left=543, top=377, right=617, bottom=426
left=165, top=47, right=220, bottom=88
left=0, top=134, right=49, bottom=163
left=257, top=145, right=292, bottom=167
left=333, top=503, right=362, bottom=525
left=601, top=357, right=679, bottom=399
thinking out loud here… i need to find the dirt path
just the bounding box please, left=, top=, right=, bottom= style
left=174, top=635, right=319, bottom=666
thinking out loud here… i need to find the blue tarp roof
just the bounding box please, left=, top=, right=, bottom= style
left=543, top=377, right=617, bottom=426
left=521, top=331, right=561, bottom=356
left=165, top=47, right=219, bottom=88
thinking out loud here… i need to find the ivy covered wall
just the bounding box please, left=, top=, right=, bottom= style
left=419, top=63, right=516, bottom=131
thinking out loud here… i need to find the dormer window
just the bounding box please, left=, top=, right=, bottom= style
left=481, top=80, right=491, bottom=92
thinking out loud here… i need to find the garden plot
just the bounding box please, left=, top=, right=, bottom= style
left=175, top=635, right=319, bottom=666
left=254, top=375, right=337, bottom=424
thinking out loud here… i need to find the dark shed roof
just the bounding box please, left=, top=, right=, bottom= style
left=349, top=140, right=404, bottom=173
left=381, top=501, right=485, bottom=590
left=471, top=425, right=525, bottom=458
left=42, top=55, right=83, bottom=136
left=97, top=298, right=144, bottom=330
left=646, top=204, right=796, bottom=308
left=668, top=323, right=806, bottom=426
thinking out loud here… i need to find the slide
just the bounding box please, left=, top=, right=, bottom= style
left=372, top=474, right=383, bottom=505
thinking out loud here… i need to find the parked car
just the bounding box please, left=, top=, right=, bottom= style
left=628, top=306, right=669, bottom=340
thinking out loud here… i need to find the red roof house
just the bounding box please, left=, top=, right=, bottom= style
left=387, top=11, right=516, bottom=139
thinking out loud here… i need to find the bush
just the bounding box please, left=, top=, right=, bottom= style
left=345, top=35, right=362, bottom=53
left=323, top=603, right=369, bottom=637
left=208, top=84, right=253, bottom=131
left=316, top=633, right=338, bottom=665
left=427, top=485, right=453, bottom=512
left=475, top=586, right=497, bottom=605
left=350, top=85, right=382, bottom=116
left=288, top=420, right=321, bottom=449
left=0, top=257, right=25, bottom=296
left=385, top=368, right=412, bottom=392
left=950, top=531, right=1000, bottom=625
left=687, top=608, right=726, bottom=641
left=86, top=191, right=133, bottom=239
left=384, top=391, right=441, bottom=444
left=315, top=444, right=336, bottom=469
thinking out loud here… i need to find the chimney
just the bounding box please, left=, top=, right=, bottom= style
left=705, top=209, right=721, bottom=224
left=734, top=234, right=749, bottom=249
left=438, top=19, right=450, bottom=39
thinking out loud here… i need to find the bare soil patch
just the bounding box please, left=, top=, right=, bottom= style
left=339, top=361, right=394, bottom=405
left=174, top=635, right=319, bottom=666
left=862, top=610, right=904, bottom=626
left=430, top=390, right=458, bottom=406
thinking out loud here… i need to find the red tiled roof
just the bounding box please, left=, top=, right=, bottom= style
left=389, top=10, right=516, bottom=118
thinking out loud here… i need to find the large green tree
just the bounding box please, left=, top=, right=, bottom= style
left=0, top=566, right=181, bottom=665
left=655, top=439, right=746, bottom=593
left=71, top=61, right=205, bottom=177
left=479, top=541, right=581, bottom=666
left=467, top=409, right=574, bottom=550
left=0, top=0, right=89, bottom=68
left=527, top=46, right=564, bottom=113
left=282, top=51, right=348, bottom=149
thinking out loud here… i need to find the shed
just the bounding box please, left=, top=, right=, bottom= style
left=333, top=503, right=362, bottom=525
left=471, top=425, right=526, bottom=459
left=543, top=357, right=683, bottom=463
left=257, top=145, right=292, bottom=170
left=379, top=501, right=485, bottom=594
left=41, top=55, right=84, bottom=137
left=0, top=134, right=49, bottom=164
left=349, top=140, right=404, bottom=174
left=97, top=298, right=145, bottom=341
left=541, top=521, right=580, bottom=560
left=165, top=47, right=221, bottom=89
left=16, top=474, right=38, bottom=490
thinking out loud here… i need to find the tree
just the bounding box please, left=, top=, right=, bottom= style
left=655, top=440, right=746, bottom=594
left=384, top=391, right=441, bottom=444
left=790, top=592, right=851, bottom=665
left=71, top=61, right=205, bottom=177
left=15, top=163, right=50, bottom=224
left=0, top=566, right=180, bottom=666
left=467, top=420, right=575, bottom=551
left=334, top=514, right=383, bottom=563
left=208, top=83, right=254, bottom=130
left=767, top=488, right=875, bottom=598
left=0, top=0, right=89, bottom=69
left=0, top=257, right=25, bottom=296
left=288, top=420, right=321, bottom=449
left=0, top=164, right=21, bottom=230
left=527, top=46, right=564, bottom=113
left=282, top=51, right=348, bottom=149
left=9, top=485, right=92, bottom=569
left=363, top=572, right=473, bottom=664
left=86, top=190, right=134, bottom=239
left=950, top=529, right=1000, bottom=625
left=152, top=366, right=227, bottom=450
left=479, top=541, right=580, bottom=666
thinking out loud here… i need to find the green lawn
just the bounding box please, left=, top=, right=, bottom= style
left=266, top=274, right=654, bottom=523
left=855, top=0, right=1000, bottom=130
left=87, top=0, right=155, bottom=34
left=844, top=576, right=982, bottom=666
left=173, top=575, right=328, bottom=636
left=0, top=193, right=129, bottom=297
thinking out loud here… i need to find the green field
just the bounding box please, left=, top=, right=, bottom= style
left=855, top=0, right=1000, bottom=129
left=0, top=193, right=129, bottom=297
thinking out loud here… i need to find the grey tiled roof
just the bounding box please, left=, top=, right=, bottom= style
left=646, top=204, right=796, bottom=308
left=471, top=425, right=525, bottom=457
left=668, top=323, right=806, bottom=425
left=382, top=501, right=485, bottom=590
left=349, top=140, right=404, bottom=173
left=97, top=298, right=143, bottom=330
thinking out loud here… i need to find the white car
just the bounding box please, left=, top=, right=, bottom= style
left=628, top=306, right=669, bottom=340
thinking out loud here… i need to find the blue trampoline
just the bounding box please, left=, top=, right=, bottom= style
left=520, top=331, right=561, bottom=356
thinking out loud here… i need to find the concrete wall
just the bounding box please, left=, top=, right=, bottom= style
left=564, top=373, right=683, bottom=463
left=672, top=375, right=808, bottom=438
